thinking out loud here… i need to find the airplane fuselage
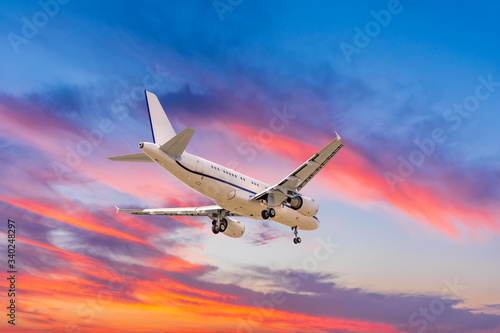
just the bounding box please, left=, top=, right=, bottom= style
left=141, top=142, right=320, bottom=231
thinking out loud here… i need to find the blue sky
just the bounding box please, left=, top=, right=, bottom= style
left=0, top=1, right=499, bottom=332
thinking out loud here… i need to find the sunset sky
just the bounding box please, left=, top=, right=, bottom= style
left=1, top=1, right=499, bottom=332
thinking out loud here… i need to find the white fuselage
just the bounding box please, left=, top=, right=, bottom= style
left=141, top=142, right=320, bottom=231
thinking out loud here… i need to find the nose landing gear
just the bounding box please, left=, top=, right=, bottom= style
left=292, top=226, right=301, bottom=244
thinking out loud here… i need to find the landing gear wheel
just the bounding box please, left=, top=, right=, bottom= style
left=212, top=224, right=220, bottom=234
left=269, top=208, right=276, bottom=218
left=219, top=218, right=228, bottom=232
left=292, top=226, right=301, bottom=244
left=261, top=210, right=269, bottom=220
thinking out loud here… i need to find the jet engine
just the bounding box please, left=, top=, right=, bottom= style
left=287, top=196, right=319, bottom=217
left=221, top=217, right=245, bottom=238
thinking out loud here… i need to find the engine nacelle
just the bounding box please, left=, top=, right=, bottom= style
left=287, top=196, right=319, bottom=217
left=222, top=217, right=245, bottom=238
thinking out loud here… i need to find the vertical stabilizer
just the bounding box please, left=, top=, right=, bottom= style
left=145, top=91, right=176, bottom=145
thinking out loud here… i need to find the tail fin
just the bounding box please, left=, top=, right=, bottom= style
left=145, top=91, right=176, bottom=145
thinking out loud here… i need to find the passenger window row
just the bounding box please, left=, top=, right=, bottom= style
left=210, top=165, right=251, bottom=183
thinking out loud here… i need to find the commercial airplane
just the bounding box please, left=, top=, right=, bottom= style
left=109, top=91, right=343, bottom=244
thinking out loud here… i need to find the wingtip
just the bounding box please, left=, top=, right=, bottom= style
left=115, top=205, right=120, bottom=213
left=335, top=131, right=342, bottom=140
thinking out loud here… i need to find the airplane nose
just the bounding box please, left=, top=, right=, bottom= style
left=139, top=142, right=144, bottom=148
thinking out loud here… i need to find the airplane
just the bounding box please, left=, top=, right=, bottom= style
left=109, top=91, right=343, bottom=244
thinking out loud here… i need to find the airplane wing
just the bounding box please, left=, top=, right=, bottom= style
left=116, top=204, right=239, bottom=217
left=250, top=132, right=343, bottom=205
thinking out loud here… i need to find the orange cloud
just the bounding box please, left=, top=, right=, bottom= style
left=226, top=123, right=499, bottom=239
left=2, top=197, right=147, bottom=244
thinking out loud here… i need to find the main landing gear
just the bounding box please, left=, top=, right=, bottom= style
left=261, top=208, right=276, bottom=220
left=212, top=217, right=227, bottom=234
left=292, top=226, right=301, bottom=244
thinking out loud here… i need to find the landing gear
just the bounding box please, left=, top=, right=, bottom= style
left=292, top=226, right=301, bottom=244
left=261, top=208, right=276, bottom=220
left=219, top=218, right=228, bottom=232
left=212, top=216, right=227, bottom=234
left=212, top=220, right=219, bottom=234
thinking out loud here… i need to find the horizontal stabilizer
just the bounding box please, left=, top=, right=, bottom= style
left=108, top=153, right=153, bottom=162
left=159, top=127, right=195, bottom=158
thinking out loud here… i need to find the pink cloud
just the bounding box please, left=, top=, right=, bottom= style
left=224, top=123, right=500, bottom=239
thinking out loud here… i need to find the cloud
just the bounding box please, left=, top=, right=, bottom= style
left=219, top=122, right=500, bottom=239
left=0, top=6, right=499, bottom=331
left=174, top=266, right=500, bottom=333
